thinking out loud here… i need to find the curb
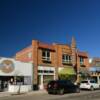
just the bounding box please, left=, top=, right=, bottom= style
left=0, top=90, right=47, bottom=98
left=26, top=90, right=47, bottom=95
left=0, top=92, right=11, bottom=98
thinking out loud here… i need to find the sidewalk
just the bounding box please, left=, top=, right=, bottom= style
left=0, top=90, right=47, bottom=98
left=27, top=90, right=47, bottom=95
left=0, top=91, right=11, bottom=98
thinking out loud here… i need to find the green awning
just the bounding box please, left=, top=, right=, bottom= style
left=58, top=67, right=76, bottom=75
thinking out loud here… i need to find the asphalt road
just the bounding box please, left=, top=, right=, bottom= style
left=0, top=90, right=100, bottom=100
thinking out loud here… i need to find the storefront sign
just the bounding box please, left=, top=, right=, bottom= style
left=0, top=60, right=15, bottom=73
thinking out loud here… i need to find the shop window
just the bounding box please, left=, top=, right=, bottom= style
left=44, top=70, right=49, bottom=73
left=38, top=70, right=54, bottom=74
left=24, top=76, right=31, bottom=85
left=38, top=70, right=43, bottom=73
left=43, top=75, right=54, bottom=88
left=49, top=70, right=54, bottom=73
left=62, top=54, right=72, bottom=64
left=38, top=70, right=54, bottom=73
left=16, top=76, right=24, bottom=85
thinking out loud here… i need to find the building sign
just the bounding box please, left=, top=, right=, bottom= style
left=0, top=60, right=15, bottom=73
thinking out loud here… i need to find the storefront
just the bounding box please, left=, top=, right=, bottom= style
left=58, top=66, right=76, bottom=82
left=38, top=66, right=55, bottom=89
left=89, top=67, right=100, bottom=76
left=78, top=67, right=91, bottom=81
left=0, top=57, right=33, bottom=92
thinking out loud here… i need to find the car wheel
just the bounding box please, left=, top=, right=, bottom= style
left=90, top=86, right=94, bottom=91
left=75, top=88, right=80, bottom=93
left=59, top=89, right=64, bottom=95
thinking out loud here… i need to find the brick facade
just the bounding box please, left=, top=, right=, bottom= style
left=89, top=58, right=100, bottom=76
left=90, top=58, right=100, bottom=67
left=15, top=37, right=89, bottom=87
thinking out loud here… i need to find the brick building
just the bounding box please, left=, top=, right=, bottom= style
left=89, top=58, right=100, bottom=76
left=90, top=58, right=100, bottom=67
left=15, top=37, right=89, bottom=89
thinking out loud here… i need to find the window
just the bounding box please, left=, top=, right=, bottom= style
left=80, top=57, right=84, bottom=65
left=38, top=70, right=43, bottom=73
left=95, top=62, right=100, bottom=66
left=42, top=50, right=50, bottom=61
left=49, top=70, right=54, bottom=73
left=28, top=52, right=32, bottom=58
left=62, top=54, right=71, bottom=64
left=90, top=80, right=96, bottom=83
left=81, top=81, right=88, bottom=83
left=38, top=70, right=54, bottom=73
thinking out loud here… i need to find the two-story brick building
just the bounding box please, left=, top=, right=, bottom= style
left=89, top=58, right=100, bottom=76
left=15, top=37, right=89, bottom=89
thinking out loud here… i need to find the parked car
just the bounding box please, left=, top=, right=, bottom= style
left=80, top=79, right=100, bottom=91
left=91, top=76, right=100, bottom=85
left=46, top=80, right=80, bottom=95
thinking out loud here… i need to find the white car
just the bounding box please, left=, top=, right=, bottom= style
left=80, top=80, right=100, bottom=90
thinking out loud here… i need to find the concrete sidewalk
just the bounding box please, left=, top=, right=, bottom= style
left=0, top=91, right=11, bottom=98
left=0, top=90, right=47, bottom=98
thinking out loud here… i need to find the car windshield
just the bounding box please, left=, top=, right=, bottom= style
left=48, top=80, right=73, bottom=85
left=48, top=81, right=56, bottom=84
left=81, top=81, right=88, bottom=83
left=90, top=81, right=96, bottom=83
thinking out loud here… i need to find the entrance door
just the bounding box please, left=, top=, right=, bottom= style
left=43, top=75, right=54, bottom=89
left=0, top=76, right=14, bottom=92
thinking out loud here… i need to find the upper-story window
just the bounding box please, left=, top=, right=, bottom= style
left=62, top=54, right=71, bottom=64
left=42, top=50, right=51, bottom=61
left=28, top=52, right=32, bottom=58
left=95, top=62, right=100, bottom=66
left=80, top=57, right=84, bottom=65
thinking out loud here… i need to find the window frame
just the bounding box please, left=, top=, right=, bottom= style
left=80, top=57, right=84, bottom=65
left=62, top=54, right=72, bottom=64
left=27, top=52, right=32, bottom=59
left=42, top=50, right=51, bottom=61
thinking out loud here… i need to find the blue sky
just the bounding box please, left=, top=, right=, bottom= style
left=0, top=0, right=100, bottom=58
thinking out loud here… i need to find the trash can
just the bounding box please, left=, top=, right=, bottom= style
left=33, top=84, right=39, bottom=90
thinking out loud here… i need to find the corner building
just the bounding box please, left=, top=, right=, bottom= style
left=15, top=37, right=89, bottom=89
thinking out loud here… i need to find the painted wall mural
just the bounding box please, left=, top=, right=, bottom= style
left=0, top=60, right=15, bottom=73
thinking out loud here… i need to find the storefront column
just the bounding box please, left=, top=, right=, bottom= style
left=39, top=75, right=44, bottom=90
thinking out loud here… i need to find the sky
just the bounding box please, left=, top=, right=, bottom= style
left=0, top=0, right=100, bottom=58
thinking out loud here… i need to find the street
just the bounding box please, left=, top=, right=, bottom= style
left=0, top=90, right=100, bottom=100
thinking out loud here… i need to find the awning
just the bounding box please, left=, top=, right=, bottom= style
left=58, top=67, right=76, bottom=75
left=89, top=67, right=100, bottom=72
